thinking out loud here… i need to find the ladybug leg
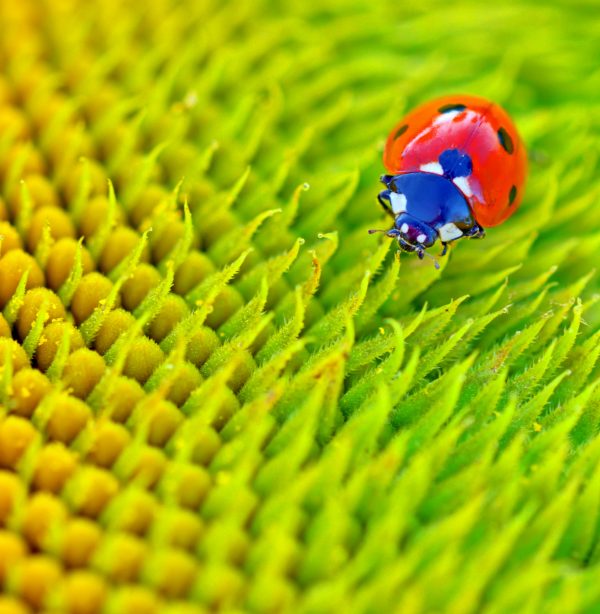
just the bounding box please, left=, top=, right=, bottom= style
left=464, top=224, right=485, bottom=239
left=473, top=225, right=485, bottom=239
left=377, top=189, right=394, bottom=216
left=440, top=242, right=449, bottom=257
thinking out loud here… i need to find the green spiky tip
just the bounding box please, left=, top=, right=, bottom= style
left=0, top=1, right=600, bottom=613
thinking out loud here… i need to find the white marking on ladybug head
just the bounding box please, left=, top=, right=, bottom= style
left=420, top=162, right=444, bottom=175
left=390, top=192, right=407, bottom=214
left=417, top=233, right=427, bottom=244
left=433, top=110, right=461, bottom=124
left=453, top=176, right=473, bottom=197
left=401, top=223, right=409, bottom=233
left=438, top=222, right=464, bottom=242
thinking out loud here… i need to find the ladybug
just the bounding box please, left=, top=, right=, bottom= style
left=372, top=95, right=527, bottom=265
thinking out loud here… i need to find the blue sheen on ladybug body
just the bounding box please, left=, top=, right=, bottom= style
left=377, top=160, right=485, bottom=258
left=438, top=148, right=473, bottom=179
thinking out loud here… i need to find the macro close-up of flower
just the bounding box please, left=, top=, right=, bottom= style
left=1, top=0, right=600, bottom=612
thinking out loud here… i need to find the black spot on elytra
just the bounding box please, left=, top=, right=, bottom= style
left=509, top=185, right=517, bottom=205
left=438, top=103, right=467, bottom=113
left=498, top=127, right=514, bottom=154
left=393, top=124, right=408, bottom=140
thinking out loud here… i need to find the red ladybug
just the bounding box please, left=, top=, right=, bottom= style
left=372, top=95, right=527, bottom=264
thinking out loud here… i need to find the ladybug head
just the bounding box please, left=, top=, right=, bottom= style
left=374, top=187, right=440, bottom=267
left=370, top=210, right=439, bottom=267
left=391, top=214, right=437, bottom=253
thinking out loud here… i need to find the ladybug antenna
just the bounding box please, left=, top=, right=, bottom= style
left=411, top=242, right=440, bottom=270
left=368, top=228, right=400, bottom=237
left=368, top=228, right=388, bottom=235
left=417, top=248, right=440, bottom=270
left=424, top=251, right=441, bottom=270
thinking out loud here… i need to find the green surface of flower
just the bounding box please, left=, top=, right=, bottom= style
left=0, top=0, right=599, bottom=613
